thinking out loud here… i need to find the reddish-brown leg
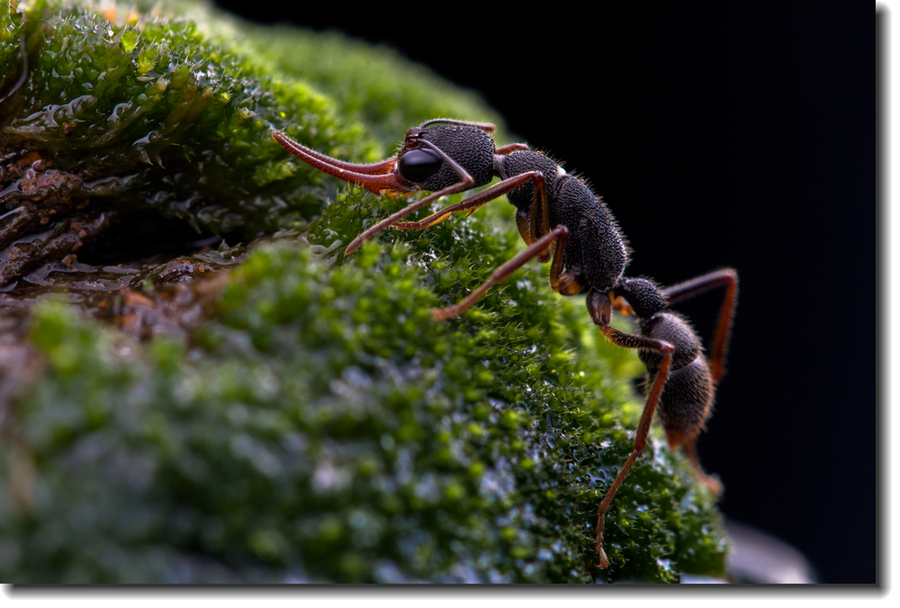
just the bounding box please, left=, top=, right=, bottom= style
left=586, top=291, right=676, bottom=569
left=661, top=268, right=738, bottom=384
left=344, top=138, right=483, bottom=254
left=388, top=168, right=582, bottom=317
left=335, top=155, right=571, bottom=322
left=391, top=171, right=544, bottom=232
left=659, top=269, right=736, bottom=494
left=345, top=179, right=474, bottom=254
left=432, top=225, right=569, bottom=320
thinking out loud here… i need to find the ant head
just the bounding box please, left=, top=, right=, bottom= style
left=395, top=121, right=497, bottom=192
left=273, top=119, right=497, bottom=196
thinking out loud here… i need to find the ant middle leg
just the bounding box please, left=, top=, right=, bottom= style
left=426, top=171, right=581, bottom=319
left=432, top=224, right=569, bottom=320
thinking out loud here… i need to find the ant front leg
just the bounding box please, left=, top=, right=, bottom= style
left=388, top=142, right=531, bottom=232
left=344, top=138, right=479, bottom=254
left=391, top=170, right=543, bottom=232
left=586, top=290, right=675, bottom=569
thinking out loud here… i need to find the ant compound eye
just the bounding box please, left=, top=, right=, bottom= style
left=398, top=148, right=443, bottom=183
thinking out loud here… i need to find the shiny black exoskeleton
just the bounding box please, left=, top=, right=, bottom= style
left=274, top=118, right=738, bottom=569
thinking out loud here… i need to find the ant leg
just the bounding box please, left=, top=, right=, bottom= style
left=432, top=225, right=568, bottom=320
left=528, top=169, right=553, bottom=263
left=422, top=172, right=580, bottom=318
left=392, top=171, right=544, bottom=232
left=587, top=291, right=675, bottom=569
left=345, top=180, right=472, bottom=254
left=392, top=152, right=535, bottom=234
left=344, top=138, right=482, bottom=254
left=506, top=167, right=553, bottom=264
left=661, top=268, right=738, bottom=384
left=593, top=338, right=673, bottom=568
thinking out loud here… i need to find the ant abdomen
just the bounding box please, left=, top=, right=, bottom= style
left=638, top=312, right=714, bottom=449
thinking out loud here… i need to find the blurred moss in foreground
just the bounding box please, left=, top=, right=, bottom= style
left=0, top=0, right=728, bottom=583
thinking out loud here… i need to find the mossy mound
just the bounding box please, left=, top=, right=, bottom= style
left=0, top=0, right=727, bottom=583
left=0, top=0, right=368, bottom=237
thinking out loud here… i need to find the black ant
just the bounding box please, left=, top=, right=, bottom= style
left=273, top=119, right=738, bottom=569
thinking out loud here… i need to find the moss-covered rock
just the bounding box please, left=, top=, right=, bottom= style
left=0, top=0, right=368, bottom=235
left=0, top=0, right=727, bottom=583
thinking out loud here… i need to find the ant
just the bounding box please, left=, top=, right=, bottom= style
left=273, top=119, right=738, bottom=569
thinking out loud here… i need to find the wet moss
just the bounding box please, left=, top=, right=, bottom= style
left=0, top=0, right=367, bottom=238
left=0, top=0, right=728, bottom=584
left=5, top=237, right=727, bottom=583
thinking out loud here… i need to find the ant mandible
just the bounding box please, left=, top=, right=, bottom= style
left=273, top=119, right=738, bottom=570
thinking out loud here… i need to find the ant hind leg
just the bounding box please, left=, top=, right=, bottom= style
left=661, top=268, right=738, bottom=385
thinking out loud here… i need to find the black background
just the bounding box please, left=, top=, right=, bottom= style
left=212, top=1, right=876, bottom=584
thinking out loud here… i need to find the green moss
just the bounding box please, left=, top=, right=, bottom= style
left=246, top=27, right=503, bottom=149
left=4, top=239, right=726, bottom=583
left=0, top=0, right=727, bottom=584
left=0, top=0, right=366, bottom=236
